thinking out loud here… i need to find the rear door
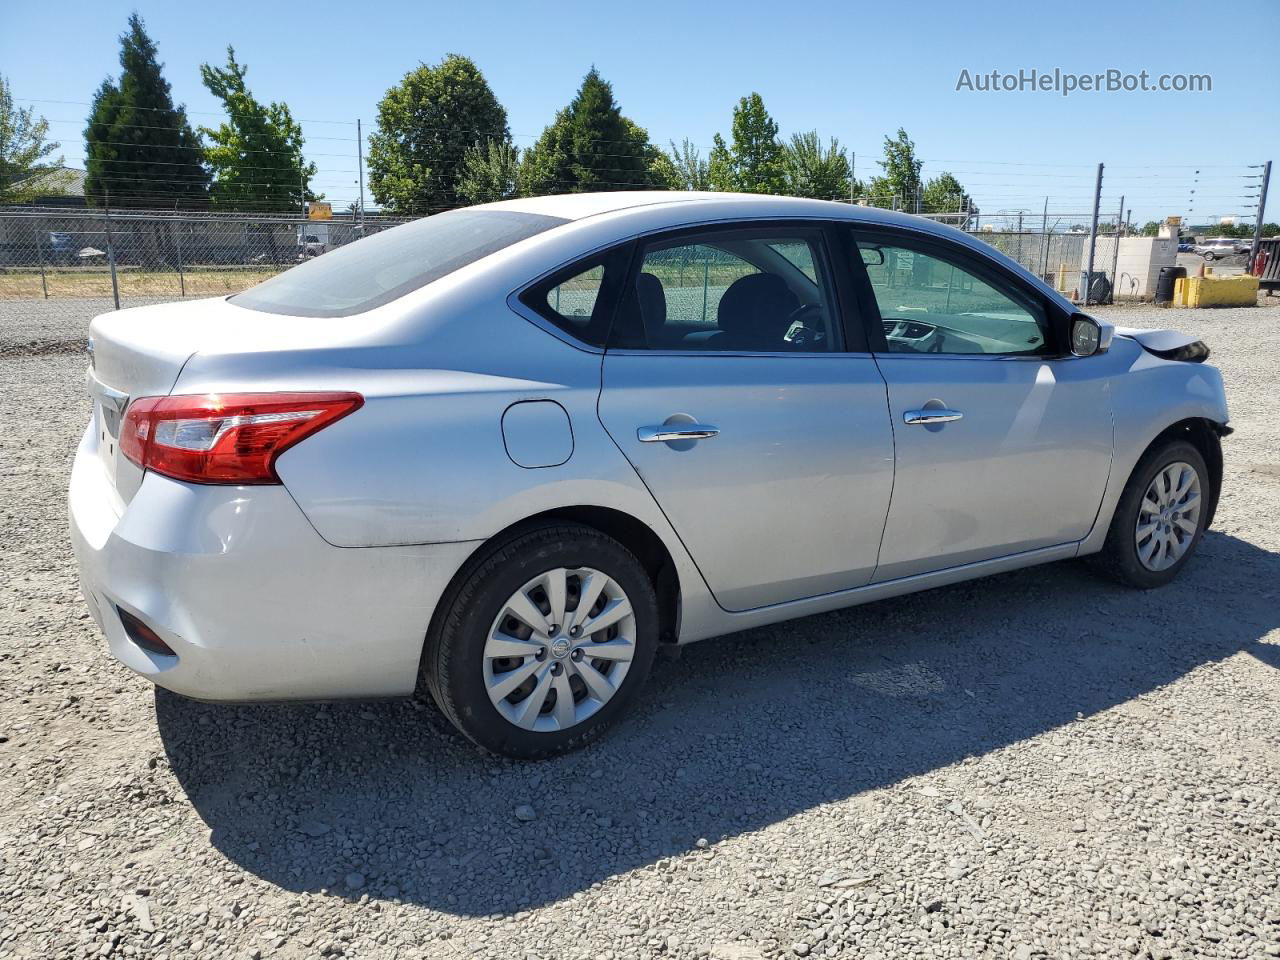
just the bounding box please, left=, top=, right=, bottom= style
left=597, top=223, right=896, bottom=612
left=843, top=227, right=1114, bottom=581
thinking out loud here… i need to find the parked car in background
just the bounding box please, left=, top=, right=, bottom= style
left=70, top=192, right=1231, bottom=759
left=1196, top=237, right=1248, bottom=260
left=1177, top=241, right=1196, bottom=253
left=47, top=231, right=78, bottom=265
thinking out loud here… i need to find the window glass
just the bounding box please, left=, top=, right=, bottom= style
left=767, top=240, right=819, bottom=283
left=544, top=264, right=605, bottom=333
left=232, top=209, right=565, bottom=318
left=858, top=240, right=1047, bottom=355
left=520, top=246, right=631, bottom=348
left=623, top=233, right=838, bottom=352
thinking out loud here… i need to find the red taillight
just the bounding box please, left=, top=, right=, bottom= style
left=120, top=392, right=363, bottom=484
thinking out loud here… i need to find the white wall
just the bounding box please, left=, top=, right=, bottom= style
left=1081, top=236, right=1177, bottom=299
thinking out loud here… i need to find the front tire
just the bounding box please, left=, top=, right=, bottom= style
left=1089, top=440, right=1210, bottom=589
left=423, top=524, right=658, bottom=759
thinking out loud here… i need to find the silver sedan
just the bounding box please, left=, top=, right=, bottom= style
left=70, top=192, right=1230, bottom=758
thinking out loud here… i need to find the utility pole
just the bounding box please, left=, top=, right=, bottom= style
left=849, top=151, right=855, bottom=204
left=1250, top=160, right=1272, bottom=273
left=357, top=118, right=366, bottom=226
left=1083, top=162, right=1104, bottom=306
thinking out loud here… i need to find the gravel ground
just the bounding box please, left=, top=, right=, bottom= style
left=1, top=300, right=1278, bottom=960
left=0, top=298, right=172, bottom=357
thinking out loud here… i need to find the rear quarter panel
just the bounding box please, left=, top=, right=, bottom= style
left=170, top=276, right=718, bottom=639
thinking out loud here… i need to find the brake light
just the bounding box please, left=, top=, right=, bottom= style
left=120, top=392, right=363, bottom=484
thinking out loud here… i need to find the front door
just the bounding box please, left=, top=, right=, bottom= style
left=848, top=230, right=1114, bottom=581
left=598, top=225, right=896, bottom=611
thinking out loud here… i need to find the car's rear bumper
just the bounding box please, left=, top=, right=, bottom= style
left=68, top=422, right=476, bottom=701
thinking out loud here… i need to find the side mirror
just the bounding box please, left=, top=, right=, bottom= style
left=1069, top=313, right=1114, bottom=357
left=859, top=246, right=885, bottom=267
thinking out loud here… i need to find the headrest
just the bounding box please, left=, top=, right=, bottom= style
left=716, top=273, right=799, bottom=344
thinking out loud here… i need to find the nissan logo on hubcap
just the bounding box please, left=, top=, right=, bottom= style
left=550, top=637, right=571, bottom=659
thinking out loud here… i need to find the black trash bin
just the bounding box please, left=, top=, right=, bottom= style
left=1155, top=265, right=1186, bottom=305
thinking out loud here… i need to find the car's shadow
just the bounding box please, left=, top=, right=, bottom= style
left=156, top=531, right=1280, bottom=916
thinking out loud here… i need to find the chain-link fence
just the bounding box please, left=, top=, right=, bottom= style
left=0, top=202, right=1161, bottom=352
left=961, top=217, right=1125, bottom=302
left=0, top=207, right=413, bottom=348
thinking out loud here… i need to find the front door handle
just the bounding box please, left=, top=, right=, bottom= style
left=903, top=408, right=963, bottom=425
left=638, top=424, right=720, bottom=442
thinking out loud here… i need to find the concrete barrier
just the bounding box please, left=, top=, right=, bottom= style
left=1172, top=272, right=1258, bottom=308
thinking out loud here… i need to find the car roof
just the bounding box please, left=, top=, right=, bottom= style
left=477, top=191, right=934, bottom=230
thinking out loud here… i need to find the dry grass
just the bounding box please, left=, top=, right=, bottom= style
left=0, top=267, right=282, bottom=301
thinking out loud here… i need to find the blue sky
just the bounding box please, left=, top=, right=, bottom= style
left=4, top=0, right=1277, bottom=225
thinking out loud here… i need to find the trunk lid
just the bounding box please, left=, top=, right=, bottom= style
left=84, top=294, right=409, bottom=504
left=86, top=297, right=249, bottom=502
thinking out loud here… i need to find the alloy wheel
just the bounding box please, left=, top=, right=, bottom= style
left=482, top=567, right=636, bottom=732
left=1135, top=461, right=1202, bottom=572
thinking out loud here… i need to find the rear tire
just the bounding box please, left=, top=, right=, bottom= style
left=423, top=524, right=658, bottom=759
left=1088, top=440, right=1210, bottom=589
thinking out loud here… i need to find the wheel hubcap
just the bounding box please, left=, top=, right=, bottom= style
left=1135, top=460, right=1202, bottom=572
left=483, top=567, right=636, bottom=732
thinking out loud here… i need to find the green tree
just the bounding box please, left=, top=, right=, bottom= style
left=708, top=93, right=787, bottom=194
left=1139, top=220, right=1161, bottom=237
left=199, top=48, right=315, bottom=210
left=457, top=140, right=521, bottom=204
left=783, top=131, right=855, bottom=200
left=0, top=75, right=65, bottom=203
left=864, top=128, right=922, bottom=209
left=84, top=13, right=208, bottom=207
left=920, top=171, right=971, bottom=214
left=518, top=68, right=663, bottom=196
left=367, top=54, right=509, bottom=213
left=647, top=149, right=683, bottom=191
left=666, top=138, right=710, bottom=191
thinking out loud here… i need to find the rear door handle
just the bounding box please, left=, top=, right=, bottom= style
left=638, top=424, right=720, bottom=442
left=903, top=409, right=963, bottom=425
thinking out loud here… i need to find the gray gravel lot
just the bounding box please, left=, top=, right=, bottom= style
left=1, top=300, right=1278, bottom=960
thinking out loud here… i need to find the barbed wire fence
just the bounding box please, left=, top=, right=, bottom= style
left=3, top=94, right=1272, bottom=333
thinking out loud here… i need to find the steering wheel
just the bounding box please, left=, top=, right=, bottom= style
left=782, top=303, right=826, bottom=346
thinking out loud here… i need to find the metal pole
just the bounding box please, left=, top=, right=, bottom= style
left=1017, top=211, right=1024, bottom=266
left=849, top=151, right=855, bottom=204
left=1083, top=163, right=1104, bottom=306
left=1040, top=196, right=1050, bottom=278
left=1250, top=160, right=1271, bottom=273
left=357, top=118, right=366, bottom=224
left=104, top=189, right=121, bottom=311
left=1111, top=194, right=1124, bottom=297
left=35, top=224, right=49, bottom=299
left=701, top=258, right=709, bottom=323
left=175, top=218, right=185, bottom=298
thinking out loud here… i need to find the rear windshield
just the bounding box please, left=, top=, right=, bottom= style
left=231, top=209, right=567, bottom=317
